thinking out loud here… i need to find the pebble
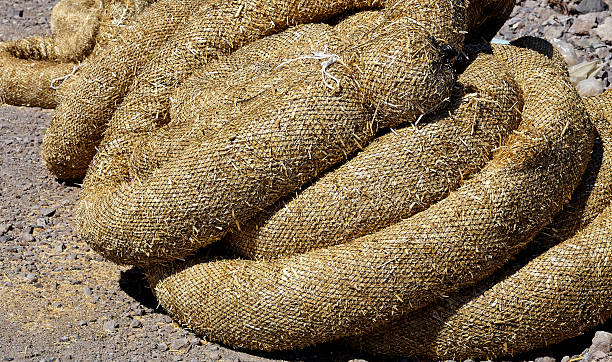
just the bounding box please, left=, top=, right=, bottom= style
left=103, top=320, right=119, bottom=332
left=208, top=352, right=222, bottom=361
left=551, top=39, right=580, bottom=67
left=576, top=78, right=605, bottom=96
left=170, top=337, right=189, bottom=351
left=576, top=0, right=609, bottom=13
left=0, top=223, right=13, bottom=235
left=187, top=335, right=201, bottom=346
left=129, top=319, right=143, bottom=328
left=25, top=273, right=38, bottom=283
left=543, top=25, right=563, bottom=40
left=535, top=357, right=556, bottom=362
left=569, top=60, right=603, bottom=83
left=54, top=242, right=65, bottom=252
left=585, top=350, right=608, bottom=361
left=570, top=13, right=598, bottom=34
left=82, top=286, right=92, bottom=296
left=157, top=343, right=169, bottom=352
left=59, top=336, right=70, bottom=343
left=591, top=331, right=612, bottom=353
left=205, top=344, right=219, bottom=352
left=40, top=207, right=56, bottom=217
left=594, top=17, right=612, bottom=42
left=21, top=233, right=35, bottom=242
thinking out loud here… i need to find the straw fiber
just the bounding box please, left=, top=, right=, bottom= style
left=76, top=0, right=480, bottom=266
left=225, top=51, right=523, bottom=259
left=41, top=0, right=513, bottom=179
left=350, top=89, right=612, bottom=360
left=0, top=0, right=156, bottom=108
left=0, top=0, right=100, bottom=108
left=41, top=0, right=204, bottom=178
left=5, top=0, right=609, bottom=356
left=0, top=52, right=75, bottom=108
left=144, top=44, right=594, bottom=352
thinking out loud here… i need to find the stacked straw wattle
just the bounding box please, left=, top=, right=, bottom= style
left=2, top=0, right=611, bottom=358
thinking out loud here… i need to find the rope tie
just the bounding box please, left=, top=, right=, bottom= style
left=50, top=63, right=86, bottom=90
left=276, top=47, right=341, bottom=90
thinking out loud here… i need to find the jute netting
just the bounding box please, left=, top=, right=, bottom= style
left=2, top=0, right=611, bottom=358
left=349, top=88, right=612, bottom=360
left=0, top=0, right=156, bottom=108
left=143, top=43, right=596, bottom=353
left=41, top=0, right=514, bottom=179
left=75, top=0, right=515, bottom=266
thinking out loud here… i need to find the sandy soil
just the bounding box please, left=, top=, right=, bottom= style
left=0, top=0, right=610, bottom=361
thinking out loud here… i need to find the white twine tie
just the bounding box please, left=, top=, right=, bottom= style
left=50, top=63, right=86, bottom=90
left=276, top=47, right=341, bottom=90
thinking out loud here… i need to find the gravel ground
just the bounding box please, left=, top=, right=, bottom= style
left=0, top=0, right=611, bottom=361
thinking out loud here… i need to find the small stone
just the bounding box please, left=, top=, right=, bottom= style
left=576, top=78, right=605, bottom=96
left=52, top=302, right=62, bottom=308
left=586, top=350, right=607, bottom=361
left=59, top=336, right=70, bottom=343
left=187, top=335, right=201, bottom=346
left=595, top=17, right=612, bottom=42
left=82, top=286, right=92, bottom=296
left=535, top=357, right=556, bottom=362
left=157, top=342, right=169, bottom=352
left=78, top=320, right=88, bottom=326
left=543, top=25, right=563, bottom=40
left=205, top=344, right=219, bottom=352
left=24, top=226, right=34, bottom=234
left=561, top=356, right=570, bottom=362
left=570, top=13, right=598, bottom=34
left=551, top=39, right=580, bottom=67
left=103, top=320, right=119, bottom=332
left=591, top=331, right=612, bottom=353
left=576, top=0, right=608, bottom=13
left=54, top=242, right=65, bottom=252
left=570, top=60, right=603, bottom=83
left=208, top=352, right=222, bottom=361
left=40, top=207, right=56, bottom=217
left=170, top=337, right=189, bottom=351
left=595, top=47, right=610, bottom=59
left=154, top=314, right=172, bottom=324
left=25, top=273, right=38, bottom=283
left=0, top=223, right=13, bottom=235
left=36, top=218, right=47, bottom=228
left=129, top=319, right=143, bottom=328
left=21, top=233, right=35, bottom=243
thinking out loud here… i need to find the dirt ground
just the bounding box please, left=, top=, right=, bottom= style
left=0, top=0, right=610, bottom=361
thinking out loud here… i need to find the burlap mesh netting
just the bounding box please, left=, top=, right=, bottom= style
left=348, top=88, right=612, bottom=360
left=0, top=0, right=156, bottom=108
left=3, top=0, right=611, bottom=358
left=75, top=0, right=495, bottom=265
left=41, top=0, right=514, bottom=179
left=143, top=43, right=597, bottom=353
